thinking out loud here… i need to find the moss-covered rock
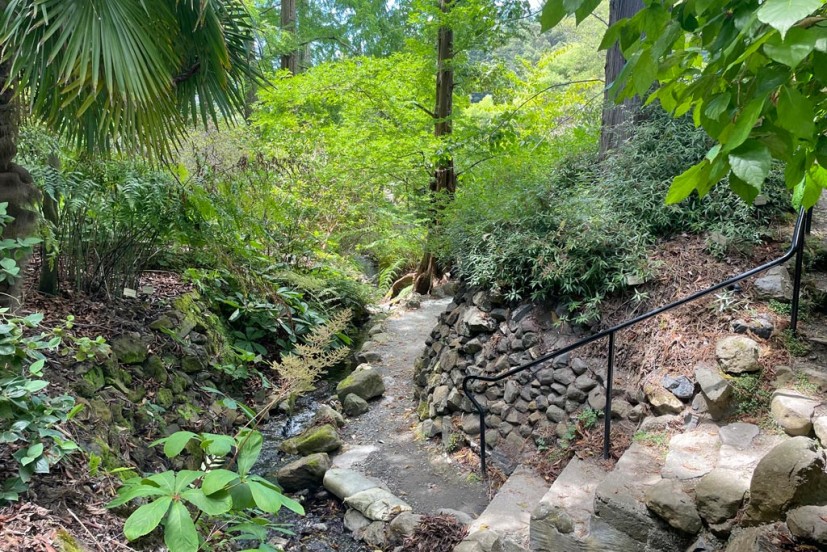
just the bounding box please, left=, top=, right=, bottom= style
left=181, top=348, right=207, bottom=374
left=144, top=355, right=168, bottom=384
left=112, top=333, right=148, bottom=365
left=336, top=363, right=385, bottom=402
left=281, top=424, right=342, bottom=455
left=80, top=365, right=105, bottom=394
left=55, top=529, right=83, bottom=552
left=171, top=373, right=190, bottom=394
left=89, top=398, right=113, bottom=424
left=156, top=388, right=174, bottom=408
left=276, top=452, right=332, bottom=492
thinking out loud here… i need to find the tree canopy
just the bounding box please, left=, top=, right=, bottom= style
left=542, top=0, right=827, bottom=208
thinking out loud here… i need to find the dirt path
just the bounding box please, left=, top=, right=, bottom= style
left=332, top=297, right=490, bottom=517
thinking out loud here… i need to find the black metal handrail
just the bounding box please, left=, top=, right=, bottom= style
left=462, top=208, right=810, bottom=477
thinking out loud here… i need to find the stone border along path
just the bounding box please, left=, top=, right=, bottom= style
left=324, top=296, right=491, bottom=549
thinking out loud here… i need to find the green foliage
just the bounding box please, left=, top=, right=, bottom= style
left=0, top=203, right=41, bottom=286
left=2, top=0, right=261, bottom=159
left=542, top=0, right=827, bottom=208
left=439, top=111, right=789, bottom=321
left=730, top=374, right=772, bottom=417
left=0, top=312, right=78, bottom=504
left=781, top=329, right=812, bottom=357
left=109, top=429, right=302, bottom=552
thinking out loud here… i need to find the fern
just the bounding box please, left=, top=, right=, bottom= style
left=378, top=258, right=406, bottom=292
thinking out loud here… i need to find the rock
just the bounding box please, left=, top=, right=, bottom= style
left=111, top=333, right=147, bottom=364
left=356, top=347, right=383, bottom=364
left=574, top=374, right=597, bottom=392
left=744, top=437, right=827, bottom=523
left=388, top=512, right=422, bottom=545
left=336, top=364, right=385, bottom=402
left=438, top=508, right=474, bottom=526
left=718, top=423, right=760, bottom=450
left=588, top=388, right=606, bottom=411
left=695, top=363, right=733, bottom=420
left=536, top=368, right=555, bottom=386
left=644, top=479, right=702, bottom=534
left=815, top=417, right=827, bottom=447
left=754, top=266, right=793, bottom=301
left=770, top=389, right=819, bottom=436
left=324, top=468, right=381, bottom=500
left=276, top=453, right=331, bottom=492
left=731, top=315, right=774, bottom=340
left=571, top=357, right=589, bottom=375
left=725, top=523, right=794, bottom=552
left=344, top=487, right=412, bottom=521
left=546, top=405, right=566, bottom=423
left=786, top=505, right=827, bottom=547
left=314, top=404, right=345, bottom=428
left=280, top=424, right=342, bottom=455
left=639, top=415, right=678, bottom=432
left=695, top=469, right=748, bottom=524
left=553, top=369, right=576, bottom=386
left=360, top=520, right=388, bottom=548
left=644, top=382, right=684, bottom=415
left=661, top=374, right=695, bottom=401
left=344, top=508, right=372, bottom=533
left=716, top=336, right=761, bottom=374
left=611, top=400, right=633, bottom=420
left=463, top=307, right=496, bottom=335
left=343, top=393, right=370, bottom=417
left=503, top=381, right=519, bottom=404
left=462, top=413, right=481, bottom=435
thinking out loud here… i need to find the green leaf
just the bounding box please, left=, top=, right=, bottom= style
left=123, top=496, right=172, bottom=541
left=574, top=0, right=601, bottom=24
left=106, top=483, right=167, bottom=508
left=236, top=430, right=263, bottom=477
left=704, top=93, right=731, bottom=120
left=763, top=27, right=817, bottom=67
left=757, top=0, right=823, bottom=38
left=631, top=50, right=658, bottom=96
left=722, top=98, right=766, bottom=151
left=146, top=471, right=176, bottom=492
left=163, top=500, right=199, bottom=552
left=174, top=470, right=203, bottom=493
left=666, top=161, right=710, bottom=204
left=180, top=488, right=232, bottom=515
left=161, top=431, right=196, bottom=459
left=728, top=140, right=772, bottom=188
left=248, top=480, right=284, bottom=514
left=540, top=0, right=569, bottom=32
left=777, top=85, right=815, bottom=139
left=201, top=469, right=239, bottom=495
left=729, top=175, right=761, bottom=203
left=200, top=433, right=235, bottom=456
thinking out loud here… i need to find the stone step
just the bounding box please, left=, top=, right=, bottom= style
left=457, top=465, right=548, bottom=551
left=529, top=457, right=610, bottom=551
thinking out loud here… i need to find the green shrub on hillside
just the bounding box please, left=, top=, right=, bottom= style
left=438, top=110, right=790, bottom=321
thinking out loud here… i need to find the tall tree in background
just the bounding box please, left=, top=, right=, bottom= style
left=598, top=0, right=642, bottom=155
left=414, top=0, right=456, bottom=295
left=0, top=0, right=260, bottom=307
left=281, top=0, right=300, bottom=73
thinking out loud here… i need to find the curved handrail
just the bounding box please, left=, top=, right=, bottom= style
left=462, top=208, right=809, bottom=477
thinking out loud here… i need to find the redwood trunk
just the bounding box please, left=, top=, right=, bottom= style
left=598, top=0, right=644, bottom=157
left=414, top=0, right=455, bottom=295
left=280, top=0, right=299, bottom=74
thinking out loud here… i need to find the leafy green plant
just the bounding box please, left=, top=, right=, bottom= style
left=108, top=429, right=303, bottom=552
left=730, top=374, right=772, bottom=417
left=0, top=311, right=79, bottom=503
left=0, top=202, right=42, bottom=287
left=781, top=330, right=811, bottom=358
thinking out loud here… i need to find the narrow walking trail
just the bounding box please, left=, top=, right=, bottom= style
left=333, top=297, right=490, bottom=517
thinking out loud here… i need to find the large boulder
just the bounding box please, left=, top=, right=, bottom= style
left=313, top=404, right=345, bottom=428
left=280, top=424, right=342, bottom=455
left=276, top=452, right=331, bottom=492
left=786, top=505, right=827, bottom=547
left=336, top=364, right=385, bottom=402
left=111, top=333, right=148, bottom=365
left=695, top=469, right=748, bottom=524
left=770, top=389, right=818, bottom=436
left=644, top=479, right=702, bottom=534
left=716, top=336, right=760, bottom=374
left=744, top=437, right=827, bottom=524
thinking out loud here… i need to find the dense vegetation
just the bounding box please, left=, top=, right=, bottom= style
left=2, top=0, right=820, bottom=549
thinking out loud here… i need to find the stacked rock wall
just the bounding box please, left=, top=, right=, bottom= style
left=413, top=287, right=609, bottom=459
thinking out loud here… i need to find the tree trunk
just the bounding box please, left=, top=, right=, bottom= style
left=414, top=0, right=455, bottom=296
left=598, top=0, right=644, bottom=157
left=280, top=0, right=299, bottom=74
left=0, top=24, right=39, bottom=310
left=38, top=153, right=60, bottom=295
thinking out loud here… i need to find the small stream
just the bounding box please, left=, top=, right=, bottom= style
left=253, top=371, right=370, bottom=551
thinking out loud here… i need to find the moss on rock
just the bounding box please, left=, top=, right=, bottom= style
left=281, top=424, right=343, bottom=455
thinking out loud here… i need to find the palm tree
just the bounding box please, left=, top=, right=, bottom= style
left=0, top=0, right=260, bottom=307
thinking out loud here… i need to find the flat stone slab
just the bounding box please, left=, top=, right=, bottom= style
left=323, top=468, right=383, bottom=500
left=662, top=426, right=720, bottom=480
left=718, top=423, right=760, bottom=450
left=530, top=458, right=610, bottom=551
left=716, top=432, right=788, bottom=478
left=468, top=465, right=548, bottom=546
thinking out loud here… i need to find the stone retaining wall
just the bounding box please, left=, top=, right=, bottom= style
left=413, top=287, right=613, bottom=460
